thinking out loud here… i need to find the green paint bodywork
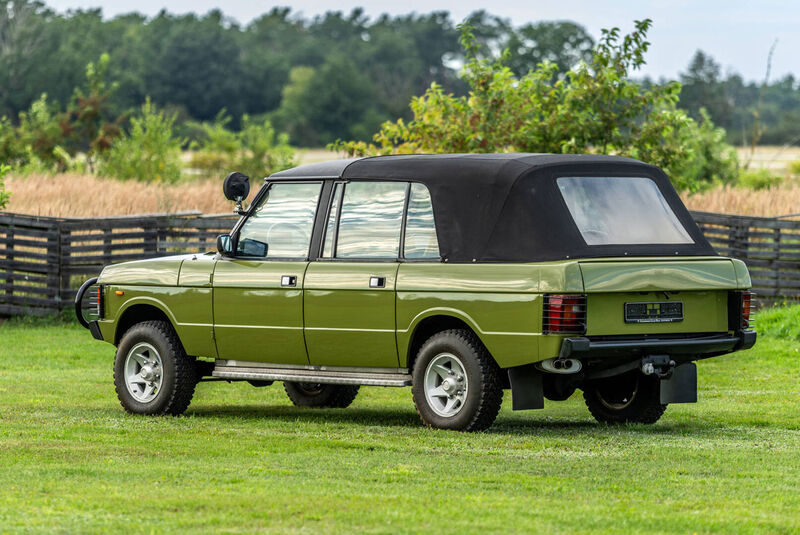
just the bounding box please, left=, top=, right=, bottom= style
left=95, top=254, right=751, bottom=369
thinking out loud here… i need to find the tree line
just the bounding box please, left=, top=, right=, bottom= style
left=1, top=1, right=799, bottom=150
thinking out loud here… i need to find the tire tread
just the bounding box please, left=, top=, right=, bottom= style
left=113, top=320, right=197, bottom=416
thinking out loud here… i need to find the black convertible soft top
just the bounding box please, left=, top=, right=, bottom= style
left=269, top=153, right=716, bottom=262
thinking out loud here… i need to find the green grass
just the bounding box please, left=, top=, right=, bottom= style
left=1, top=312, right=799, bottom=534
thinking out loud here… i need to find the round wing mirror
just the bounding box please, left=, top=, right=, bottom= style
left=223, top=172, right=250, bottom=213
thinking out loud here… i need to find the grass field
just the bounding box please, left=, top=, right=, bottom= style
left=0, top=308, right=798, bottom=534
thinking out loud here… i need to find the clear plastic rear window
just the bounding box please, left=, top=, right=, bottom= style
left=557, top=176, right=694, bottom=245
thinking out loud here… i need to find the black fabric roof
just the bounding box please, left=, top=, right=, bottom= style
left=268, top=153, right=717, bottom=262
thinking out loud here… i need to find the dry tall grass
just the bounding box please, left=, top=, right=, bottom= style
left=3, top=171, right=800, bottom=219
left=681, top=184, right=800, bottom=218
left=5, top=173, right=229, bottom=217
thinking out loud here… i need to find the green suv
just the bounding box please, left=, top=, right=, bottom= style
left=76, top=154, right=756, bottom=431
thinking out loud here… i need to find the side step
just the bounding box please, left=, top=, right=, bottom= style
left=212, top=362, right=412, bottom=387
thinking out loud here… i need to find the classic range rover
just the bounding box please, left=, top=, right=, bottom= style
left=76, top=154, right=756, bottom=431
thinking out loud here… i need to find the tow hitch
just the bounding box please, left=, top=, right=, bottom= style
left=641, top=354, right=675, bottom=379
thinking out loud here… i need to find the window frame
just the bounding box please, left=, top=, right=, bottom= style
left=314, top=179, right=442, bottom=263
left=228, top=179, right=325, bottom=261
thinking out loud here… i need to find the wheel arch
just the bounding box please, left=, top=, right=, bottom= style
left=114, top=298, right=178, bottom=345
left=404, top=310, right=495, bottom=372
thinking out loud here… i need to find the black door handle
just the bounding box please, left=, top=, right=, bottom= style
left=369, top=276, right=386, bottom=288
left=281, top=275, right=297, bottom=287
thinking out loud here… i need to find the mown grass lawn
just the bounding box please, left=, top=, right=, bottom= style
left=1, top=311, right=798, bottom=534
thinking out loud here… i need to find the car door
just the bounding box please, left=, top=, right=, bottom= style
left=303, top=181, right=407, bottom=368
left=213, top=181, right=323, bottom=365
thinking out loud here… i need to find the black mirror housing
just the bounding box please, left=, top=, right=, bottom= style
left=216, top=234, right=233, bottom=256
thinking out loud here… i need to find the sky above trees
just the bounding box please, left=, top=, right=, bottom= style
left=42, top=0, right=799, bottom=83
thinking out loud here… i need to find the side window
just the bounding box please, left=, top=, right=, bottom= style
left=403, top=183, right=440, bottom=259
left=335, top=181, right=407, bottom=259
left=236, top=182, right=321, bottom=258
left=321, top=183, right=343, bottom=258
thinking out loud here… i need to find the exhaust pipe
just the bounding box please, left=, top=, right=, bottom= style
left=538, top=358, right=582, bottom=374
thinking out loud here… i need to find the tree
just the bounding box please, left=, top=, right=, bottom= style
left=679, top=50, right=732, bottom=127
left=505, top=21, right=594, bottom=76
left=0, top=0, right=50, bottom=117
left=64, top=53, right=123, bottom=169
left=273, top=54, right=377, bottom=145
left=333, top=20, right=738, bottom=191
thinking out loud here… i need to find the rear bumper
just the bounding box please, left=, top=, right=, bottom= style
left=559, top=330, right=756, bottom=359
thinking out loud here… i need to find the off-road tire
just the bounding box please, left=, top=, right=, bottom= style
left=411, top=329, right=503, bottom=432
left=284, top=382, right=360, bottom=408
left=114, top=320, right=198, bottom=416
left=583, top=370, right=667, bottom=424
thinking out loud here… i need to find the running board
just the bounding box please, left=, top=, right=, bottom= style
left=212, top=364, right=412, bottom=387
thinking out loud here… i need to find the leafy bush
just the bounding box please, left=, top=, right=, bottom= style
left=189, top=112, right=295, bottom=180
left=98, top=99, right=183, bottom=182
left=0, top=116, right=24, bottom=166
left=737, top=168, right=785, bottom=190
left=332, top=20, right=738, bottom=192
left=0, top=164, right=10, bottom=210
left=666, top=108, right=739, bottom=191
left=16, top=94, right=67, bottom=169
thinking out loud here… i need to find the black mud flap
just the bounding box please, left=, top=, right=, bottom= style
left=507, top=364, right=544, bottom=410
left=660, top=363, right=697, bottom=404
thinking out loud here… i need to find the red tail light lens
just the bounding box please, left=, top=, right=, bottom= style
left=543, top=295, right=587, bottom=334
left=741, top=290, right=753, bottom=329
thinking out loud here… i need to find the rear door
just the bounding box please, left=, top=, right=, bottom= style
left=303, top=181, right=407, bottom=368
left=213, top=181, right=323, bottom=365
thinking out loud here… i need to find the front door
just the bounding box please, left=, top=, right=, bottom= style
left=213, top=181, right=323, bottom=364
left=304, top=181, right=407, bottom=368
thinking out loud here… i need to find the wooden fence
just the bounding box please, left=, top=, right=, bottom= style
left=0, top=211, right=236, bottom=316
left=1, top=210, right=798, bottom=316
left=692, top=211, right=800, bottom=302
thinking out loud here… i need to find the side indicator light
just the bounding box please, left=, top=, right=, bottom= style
left=115, top=290, right=124, bottom=296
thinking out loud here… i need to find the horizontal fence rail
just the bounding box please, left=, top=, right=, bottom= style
left=692, top=211, right=800, bottom=302
left=0, top=211, right=237, bottom=316
left=1, top=210, right=798, bottom=316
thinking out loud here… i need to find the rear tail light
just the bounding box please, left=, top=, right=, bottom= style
left=728, top=290, right=754, bottom=330
left=543, top=295, right=587, bottom=334
left=741, top=290, right=754, bottom=329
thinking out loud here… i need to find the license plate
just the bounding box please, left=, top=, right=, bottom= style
left=624, top=301, right=683, bottom=323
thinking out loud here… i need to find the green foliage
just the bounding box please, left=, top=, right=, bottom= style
left=333, top=20, right=738, bottom=192
left=754, top=304, right=800, bottom=341
left=737, top=168, right=785, bottom=190
left=666, top=108, right=739, bottom=191
left=189, top=112, right=295, bottom=179
left=65, top=53, right=122, bottom=168
left=98, top=99, right=183, bottom=182
left=15, top=93, right=66, bottom=169
left=0, top=163, right=10, bottom=209
left=0, top=115, right=24, bottom=165
left=789, top=160, right=800, bottom=175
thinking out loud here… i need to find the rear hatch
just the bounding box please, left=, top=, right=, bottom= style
left=579, top=258, right=738, bottom=336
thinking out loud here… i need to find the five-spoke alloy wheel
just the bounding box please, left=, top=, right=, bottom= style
left=123, top=342, right=164, bottom=403
left=412, top=329, right=503, bottom=431
left=114, top=320, right=198, bottom=416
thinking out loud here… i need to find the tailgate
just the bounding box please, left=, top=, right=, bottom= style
left=579, top=260, right=737, bottom=336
